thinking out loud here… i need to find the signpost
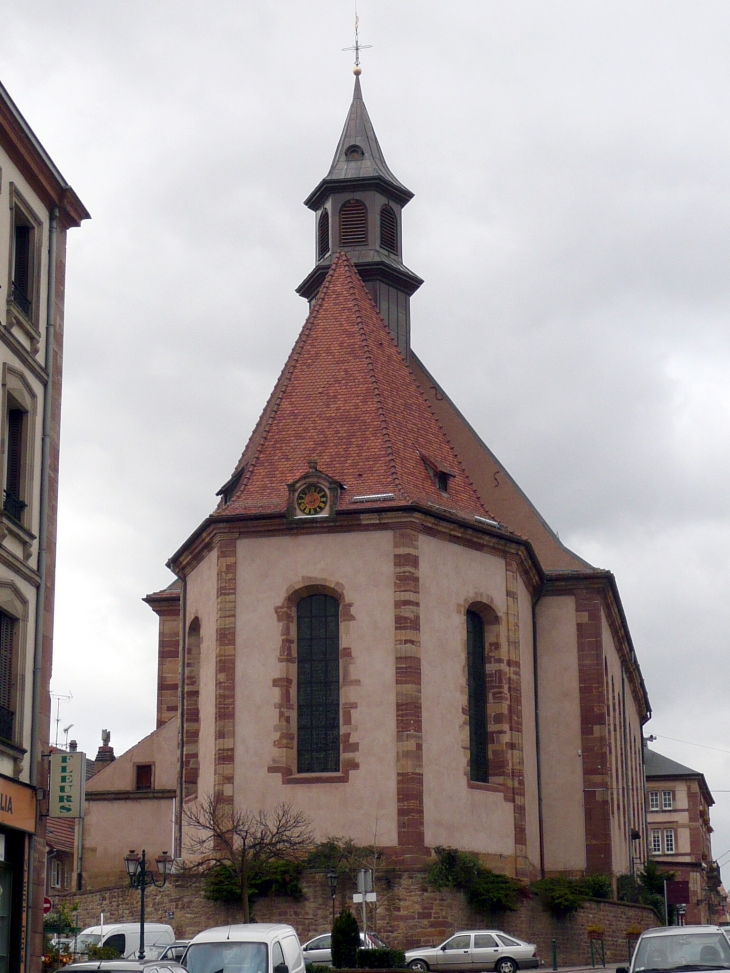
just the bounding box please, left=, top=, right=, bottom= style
left=49, top=751, right=86, bottom=819
left=43, top=897, right=52, bottom=916
left=354, top=869, right=376, bottom=935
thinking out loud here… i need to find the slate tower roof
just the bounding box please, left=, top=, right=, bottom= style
left=218, top=252, right=492, bottom=524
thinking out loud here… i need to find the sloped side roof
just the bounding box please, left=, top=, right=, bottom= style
left=219, top=252, right=491, bottom=523
left=410, top=352, right=592, bottom=573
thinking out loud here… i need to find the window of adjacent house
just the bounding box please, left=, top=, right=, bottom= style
left=339, top=199, right=368, bottom=248
left=50, top=858, right=62, bottom=889
left=467, top=609, right=488, bottom=783
left=662, top=790, right=673, bottom=810
left=649, top=791, right=660, bottom=811
left=12, top=217, right=34, bottom=319
left=380, top=205, right=397, bottom=253
left=297, top=594, right=340, bottom=774
left=0, top=612, right=14, bottom=743
left=135, top=764, right=153, bottom=791
left=318, top=210, right=330, bottom=260
left=664, top=829, right=675, bottom=853
left=651, top=829, right=662, bottom=855
left=4, top=407, right=26, bottom=524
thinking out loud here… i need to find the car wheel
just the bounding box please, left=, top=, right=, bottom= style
left=496, top=959, right=518, bottom=973
left=409, top=961, right=430, bottom=971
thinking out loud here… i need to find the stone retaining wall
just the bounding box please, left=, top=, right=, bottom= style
left=54, top=871, right=658, bottom=966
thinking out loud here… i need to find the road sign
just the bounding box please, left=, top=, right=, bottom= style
left=43, top=897, right=52, bottom=915
left=357, top=869, right=373, bottom=893
left=353, top=892, right=376, bottom=903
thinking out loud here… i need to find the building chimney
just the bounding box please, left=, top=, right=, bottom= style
left=69, top=740, right=78, bottom=752
left=95, top=728, right=115, bottom=765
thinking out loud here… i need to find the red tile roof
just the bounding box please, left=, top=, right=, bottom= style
left=46, top=817, right=76, bottom=852
left=219, top=252, right=492, bottom=523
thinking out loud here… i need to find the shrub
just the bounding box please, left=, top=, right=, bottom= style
left=428, top=847, right=524, bottom=914
left=204, top=859, right=304, bottom=904
left=531, top=877, right=586, bottom=918
left=356, top=948, right=407, bottom=969
left=617, top=874, right=642, bottom=903
left=578, top=874, right=612, bottom=899
left=88, top=945, right=121, bottom=959
left=332, top=910, right=360, bottom=969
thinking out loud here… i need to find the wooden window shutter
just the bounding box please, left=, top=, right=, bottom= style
left=380, top=205, right=397, bottom=253
left=13, top=225, right=30, bottom=298
left=0, top=613, right=13, bottom=712
left=6, top=410, right=23, bottom=499
left=339, top=200, right=368, bottom=248
left=318, top=210, right=330, bottom=260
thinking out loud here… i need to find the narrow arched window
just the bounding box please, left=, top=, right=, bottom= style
left=184, top=617, right=201, bottom=799
left=318, top=209, right=330, bottom=260
left=297, top=594, right=340, bottom=773
left=380, top=205, right=397, bottom=253
left=339, top=199, right=368, bottom=248
left=467, top=609, right=488, bottom=783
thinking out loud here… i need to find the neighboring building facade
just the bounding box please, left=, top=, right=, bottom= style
left=645, top=745, right=723, bottom=924
left=139, top=75, right=651, bottom=884
left=0, top=81, right=88, bottom=969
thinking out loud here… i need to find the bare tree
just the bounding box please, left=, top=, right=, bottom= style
left=184, top=796, right=314, bottom=922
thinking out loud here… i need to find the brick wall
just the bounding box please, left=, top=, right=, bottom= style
left=55, top=870, right=657, bottom=965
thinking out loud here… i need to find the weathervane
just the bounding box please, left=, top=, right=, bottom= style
left=342, top=3, right=372, bottom=75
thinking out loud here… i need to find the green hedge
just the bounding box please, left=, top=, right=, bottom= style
left=356, top=948, right=407, bottom=968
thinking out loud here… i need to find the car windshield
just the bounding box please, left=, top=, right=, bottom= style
left=185, top=941, right=268, bottom=973
left=634, top=932, right=730, bottom=971
left=75, top=934, right=102, bottom=950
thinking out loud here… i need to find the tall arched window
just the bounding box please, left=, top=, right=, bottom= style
left=339, top=199, right=368, bottom=248
left=184, top=617, right=201, bottom=799
left=380, top=205, right=397, bottom=253
left=318, top=209, right=330, bottom=260
left=297, top=594, right=340, bottom=773
left=467, top=609, right=488, bottom=783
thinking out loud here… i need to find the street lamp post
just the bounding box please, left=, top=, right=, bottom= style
left=124, top=849, right=174, bottom=959
left=326, top=871, right=339, bottom=926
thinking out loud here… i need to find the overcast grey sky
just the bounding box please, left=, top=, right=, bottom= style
left=3, top=0, right=730, bottom=877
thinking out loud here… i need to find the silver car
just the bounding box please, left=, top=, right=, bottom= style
left=618, top=925, right=730, bottom=973
left=405, top=931, right=539, bottom=973
left=302, top=931, right=387, bottom=966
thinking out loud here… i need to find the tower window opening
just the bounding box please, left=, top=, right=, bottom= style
left=318, top=209, right=330, bottom=260
left=339, top=199, right=368, bottom=248
left=380, top=205, right=397, bottom=253
left=345, top=144, right=364, bottom=161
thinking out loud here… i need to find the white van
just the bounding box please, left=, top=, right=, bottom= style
left=183, top=923, right=306, bottom=973
left=75, top=922, right=175, bottom=960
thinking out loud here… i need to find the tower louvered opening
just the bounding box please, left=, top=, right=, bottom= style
left=380, top=205, right=398, bottom=253
left=318, top=209, right=330, bottom=260
left=339, top=199, right=368, bottom=248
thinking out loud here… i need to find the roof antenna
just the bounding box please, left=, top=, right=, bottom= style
left=342, top=2, right=372, bottom=75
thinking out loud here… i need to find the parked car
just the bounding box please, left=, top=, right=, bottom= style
left=182, top=922, right=306, bottom=973
left=154, top=942, right=189, bottom=963
left=75, top=922, right=176, bottom=960
left=302, top=931, right=388, bottom=966
left=618, top=925, right=730, bottom=973
left=56, top=963, right=186, bottom=973
left=405, top=931, right=539, bottom=973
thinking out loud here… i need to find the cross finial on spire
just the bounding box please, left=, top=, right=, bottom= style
left=342, top=2, right=372, bottom=75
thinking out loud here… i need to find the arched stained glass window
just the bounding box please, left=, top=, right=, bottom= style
left=467, top=609, right=488, bottom=783
left=339, top=199, right=368, bottom=248
left=297, top=594, right=340, bottom=773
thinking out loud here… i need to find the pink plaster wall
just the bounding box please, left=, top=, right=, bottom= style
left=419, top=534, right=515, bottom=861
left=517, top=572, right=541, bottom=872
left=535, top=595, right=586, bottom=872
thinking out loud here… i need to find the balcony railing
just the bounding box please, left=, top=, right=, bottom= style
left=11, top=282, right=31, bottom=318
left=0, top=706, right=14, bottom=744
left=3, top=491, right=26, bottom=524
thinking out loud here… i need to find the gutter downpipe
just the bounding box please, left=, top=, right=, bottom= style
left=174, top=570, right=187, bottom=859
left=532, top=584, right=546, bottom=878
left=27, top=205, right=59, bottom=971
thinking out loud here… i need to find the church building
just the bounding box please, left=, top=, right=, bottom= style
left=145, top=73, right=651, bottom=883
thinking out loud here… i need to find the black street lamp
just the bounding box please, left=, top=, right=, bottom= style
left=124, top=849, right=174, bottom=959
left=326, top=871, right=339, bottom=925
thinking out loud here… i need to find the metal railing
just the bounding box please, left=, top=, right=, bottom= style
left=11, top=281, right=32, bottom=318
left=3, top=490, right=26, bottom=524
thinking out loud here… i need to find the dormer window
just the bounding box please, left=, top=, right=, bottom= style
left=318, top=210, right=330, bottom=260
left=340, top=199, right=368, bottom=248
left=216, top=466, right=245, bottom=506
left=345, top=144, right=364, bottom=161
left=419, top=450, right=455, bottom=494
left=380, top=205, right=397, bottom=253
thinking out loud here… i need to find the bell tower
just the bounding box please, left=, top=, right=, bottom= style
left=296, top=75, right=422, bottom=358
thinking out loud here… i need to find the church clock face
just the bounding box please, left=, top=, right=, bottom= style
left=296, top=484, right=328, bottom=516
